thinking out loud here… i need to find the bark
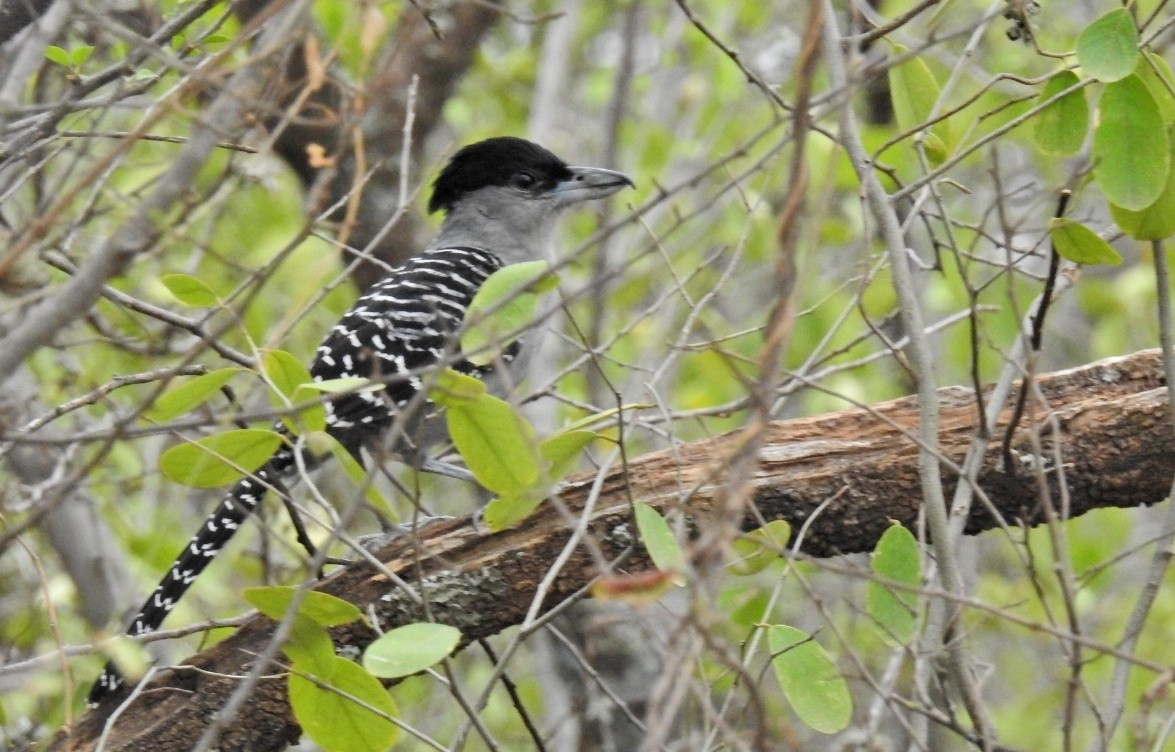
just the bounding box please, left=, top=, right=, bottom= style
left=52, top=348, right=1175, bottom=752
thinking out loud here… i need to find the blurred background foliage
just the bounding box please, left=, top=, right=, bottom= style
left=1, top=0, right=1174, bottom=749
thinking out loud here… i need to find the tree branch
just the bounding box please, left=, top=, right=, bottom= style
left=53, top=347, right=1175, bottom=751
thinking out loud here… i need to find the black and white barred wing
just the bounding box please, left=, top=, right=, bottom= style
left=309, top=247, right=505, bottom=460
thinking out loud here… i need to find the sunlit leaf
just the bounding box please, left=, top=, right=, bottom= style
left=44, top=45, right=71, bottom=67
left=1076, top=8, right=1140, bottom=83
left=461, top=261, right=557, bottom=366
left=768, top=625, right=853, bottom=734
left=729, top=519, right=792, bottom=576
left=634, top=502, right=685, bottom=584
left=1049, top=218, right=1123, bottom=266
left=243, top=586, right=364, bottom=627
left=1110, top=138, right=1175, bottom=240
left=887, top=44, right=953, bottom=164
left=867, top=523, right=921, bottom=644
left=289, top=656, right=399, bottom=752
left=539, top=429, right=597, bottom=482
left=1032, top=71, right=1088, bottom=156
left=159, top=428, right=283, bottom=488
left=146, top=368, right=241, bottom=422
left=481, top=489, right=546, bottom=531
left=160, top=273, right=220, bottom=307
left=428, top=368, right=487, bottom=406
left=280, top=616, right=336, bottom=672
left=444, top=393, right=541, bottom=494
left=362, top=623, right=462, bottom=678
left=263, top=350, right=325, bottom=433
left=1092, top=74, right=1170, bottom=211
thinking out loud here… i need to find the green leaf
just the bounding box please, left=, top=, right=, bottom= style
left=298, top=377, right=382, bottom=394
left=281, top=616, right=337, bottom=672
left=146, top=368, right=241, bottom=422
left=262, top=350, right=313, bottom=402
left=362, top=623, right=462, bottom=678
left=886, top=44, right=953, bottom=164
left=481, top=489, right=547, bottom=531
left=539, top=429, right=597, bottom=482
left=1111, top=139, right=1175, bottom=240
left=767, top=625, right=853, bottom=734
left=243, top=586, right=364, bottom=627
left=1092, top=75, right=1170, bottom=211
left=560, top=403, right=653, bottom=432
left=1049, top=218, right=1123, bottom=266
left=289, top=656, right=399, bottom=752
left=44, top=45, right=71, bottom=67
left=1137, top=53, right=1175, bottom=123
left=634, top=502, right=685, bottom=583
left=428, top=368, right=487, bottom=407
left=867, top=523, right=921, bottom=644
left=729, top=519, right=792, bottom=576
left=1076, top=8, right=1140, bottom=83
left=161, top=273, right=220, bottom=307
left=263, top=350, right=325, bottom=433
left=461, top=261, right=557, bottom=366
left=159, top=428, right=283, bottom=488
left=444, top=393, right=541, bottom=494
left=69, top=45, right=93, bottom=66
left=1032, top=71, right=1088, bottom=156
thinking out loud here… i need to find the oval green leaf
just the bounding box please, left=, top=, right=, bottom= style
left=1137, top=53, right=1175, bottom=123
left=539, top=429, right=597, bottom=483
left=634, top=502, right=685, bottom=583
left=281, top=616, right=336, bottom=672
left=1032, top=71, right=1088, bottom=156
left=1092, top=74, right=1170, bottom=210
left=289, top=656, right=399, bottom=752
left=867, top=523, right=921, bottom=644
left=461, top=261, right=557, bottom=366
left=444, top=393, right=541, bottom=494
left=362, top=622, right=462, bottom=678
left=767, top=625, right=853, bottom=734
left=262, top=350, right=313, bottom=402
left=298, top=377, right=381, bottom=394
left=729, top=519, right=792, bottom=576
left=482, top=489, right=546, bottom=531
left=887, top=44, right=954, bottom=164
left=159, top=428, right=283, bottom=488
left=243, top=586, right=364, bottom=627
left=263, top=350, right=325, bottom=433
left=161, top=273, right=220, bottom=307
left=1076, top=8, right=1140, bottom=83
left=1049, top=218, right=1123, bottom=266
left=44, top=45, right=71, bottom=67
left=428, top=368, right=487, bottom=407
left=146, top=368, right=241, bottom=422
left=1110, top=138, right=1175, bottom=240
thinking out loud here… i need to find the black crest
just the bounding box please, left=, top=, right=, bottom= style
left=428, top=137, right=573, bottom=214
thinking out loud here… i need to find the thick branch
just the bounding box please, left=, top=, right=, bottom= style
left=55, top=348, right=1174, bottom=752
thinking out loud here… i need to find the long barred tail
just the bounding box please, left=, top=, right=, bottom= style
left=88, top=445, right=298, bottom=705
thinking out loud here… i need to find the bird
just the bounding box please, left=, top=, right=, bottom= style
left=88, top=136, right=634, bottom=705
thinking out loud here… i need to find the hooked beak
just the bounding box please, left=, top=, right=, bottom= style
left=549, top=166, right=635, bottom=206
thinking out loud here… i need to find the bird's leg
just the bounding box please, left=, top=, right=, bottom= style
left=417, top=456, right=478, bottom=483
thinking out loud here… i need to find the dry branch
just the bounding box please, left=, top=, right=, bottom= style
left=54, top=348, right=1174, bottom=752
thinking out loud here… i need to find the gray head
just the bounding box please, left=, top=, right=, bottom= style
left=428, top=137, right=633, bottom=264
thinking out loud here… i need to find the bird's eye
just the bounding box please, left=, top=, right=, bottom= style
left=511, top=172, right=538, bottom=190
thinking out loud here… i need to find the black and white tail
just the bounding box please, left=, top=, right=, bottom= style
left=88, top=444, right=300, bottom=704
left=87, top=246, right=506, bottom=705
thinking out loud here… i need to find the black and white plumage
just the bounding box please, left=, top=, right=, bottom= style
left=89, top=137, right=632, bottom=705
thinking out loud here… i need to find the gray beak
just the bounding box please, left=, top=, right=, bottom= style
left=550, top=166, right=635, bottom=206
